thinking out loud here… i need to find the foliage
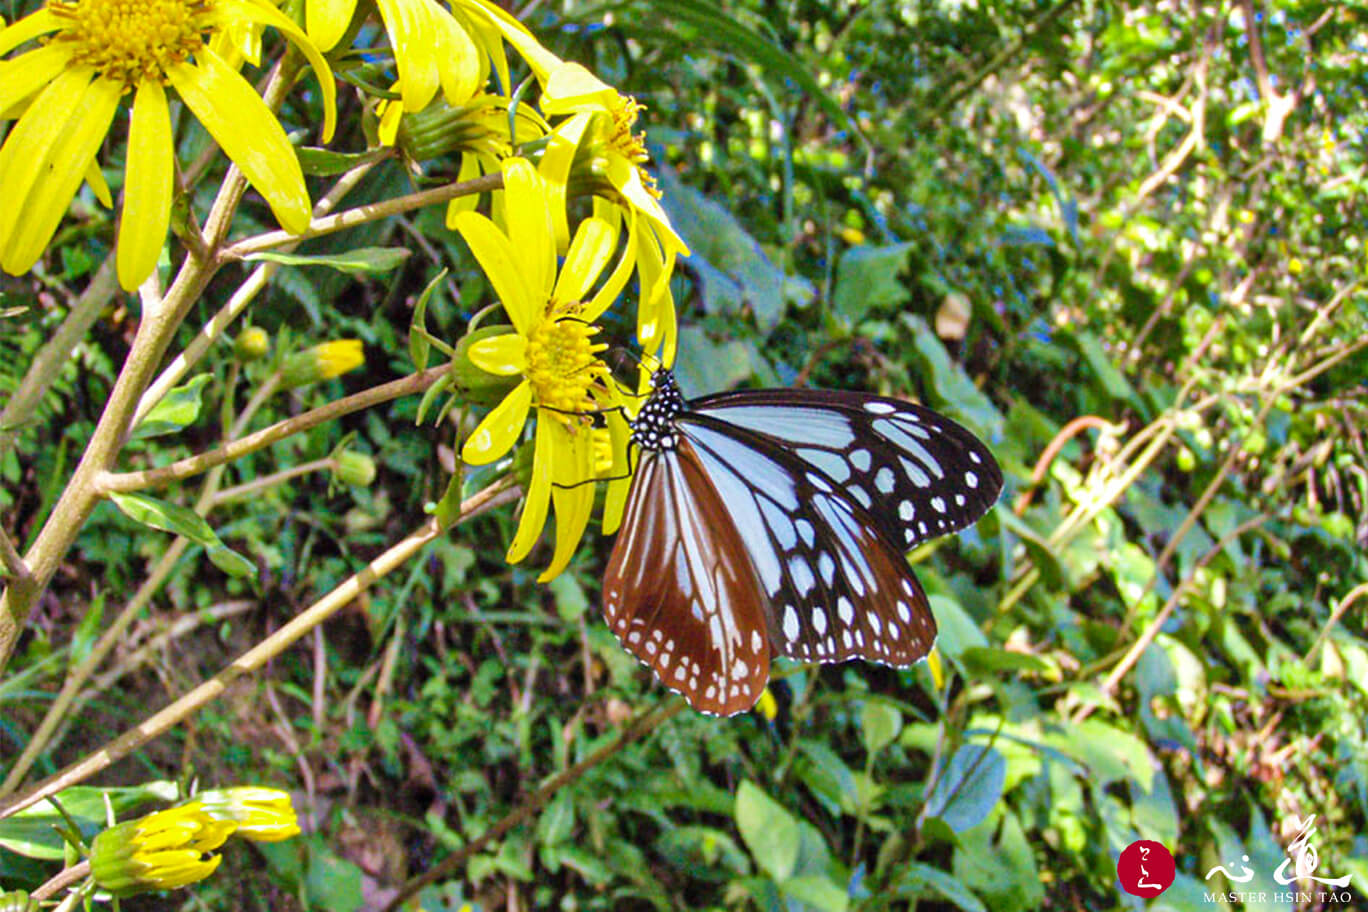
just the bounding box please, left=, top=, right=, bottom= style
left=1, top=0, right=1366, bottom=910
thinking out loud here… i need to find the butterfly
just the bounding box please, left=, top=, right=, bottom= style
left=602, top=368, right=1003, bottom=715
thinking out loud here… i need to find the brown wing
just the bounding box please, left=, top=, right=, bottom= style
left=602, top=441, right=771, bottom=715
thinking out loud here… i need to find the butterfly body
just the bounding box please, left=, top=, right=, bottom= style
left=603, top=369, right=1002, bottom=715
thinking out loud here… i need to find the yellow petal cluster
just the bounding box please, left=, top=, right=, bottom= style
left=0, top=0, right=337, bottom=290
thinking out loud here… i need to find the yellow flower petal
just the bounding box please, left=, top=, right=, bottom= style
left=167, top=49, right=313, bottom=236
left=462, top=380, right=532, bottom=465
left=506, top=416, right=555, bottom=563
left=606, top=155, right=687, bottom=254
left=554, top=216, right=616, bottom=304
left=539, top=426, right=596, bottom=580
left=502, top=158, right=555, bottom=300
left=377, top=0, right=440, bottom=112
left=542, top=61, right=616, bottom=114
left=436, top=6, right=484, bottom=106
left=584, top=208, right=636, bottom=322
left=467, top=333, right=528, bottom=376
left=460, top=0, right=560, bottom=83
left=0, top=66, right=91, bottom=262
left=0, top=7, right=60, bottom=58
left=601, top=407, right=633, bottom=534
left=218, top=0, right=338, bottom=142
left=537, top=112, right=591, bottom=251
left=117, top=80, right=174, bottom=291
left=85, top=157, right=113, bottom=209
left=306, top=0, right=357, bottom=51
left=2, top=74, right=120, bottom=275
left=451, top=210, right=536, bottom=335
left=0, top=42, right=68, bottom=113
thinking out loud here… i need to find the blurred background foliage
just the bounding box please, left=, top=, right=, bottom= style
left=2, top=0, right=1367, bottom=909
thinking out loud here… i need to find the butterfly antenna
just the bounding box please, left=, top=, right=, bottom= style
left=550, top=440, right=638, bottom=490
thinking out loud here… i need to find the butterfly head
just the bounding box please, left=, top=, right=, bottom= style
left=630, top=369, right=686, bottom=452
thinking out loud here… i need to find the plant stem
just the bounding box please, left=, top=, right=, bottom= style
left=0, top=478, right=518, bottom=820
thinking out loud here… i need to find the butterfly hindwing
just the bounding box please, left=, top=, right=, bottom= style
left=682, top=417, right=936, bottom=667
left=691, top=389, right=1002, bottom=551
left=602, top=445, right=771, bottom=715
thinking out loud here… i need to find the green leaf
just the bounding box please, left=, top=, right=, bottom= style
left=409, top=270, right=447, bottom=371
left=861, top=701, right=903, bottom=755
left=303, top=841, right=365, bottom=912
left=780, top=874, right=849, bottom=912
left=657, top=175, right=798, bottom=332
left=0, top=782, right=179, bottom=860
left=655, top=826, right=751, bottom=880
left=794, top=739, right=860, bottom=815
left=902, top=314, right=1004, bottom=439
left=297, top=146, right=384, bottom=176
left=248, top=247, right=411, bottom=276
left=109, top=492, right=219, bottom=547
left=891, top=862, right=988, bottom=912
left=132, top=374, right=211, bottom=439
left=1042, top=720, right=1155, bottom=790
left=928, top=594, right=988, bottom=660
left=832, top=242, right=915, bottom=325
left=952, top=808, right=1043, bottom=912
left=207, top=544, right=255, bottom=579
left=735, top=781, right=801, bottom=881
left=110, top=493, right=253, bottom=578
left=924, top=744, right=1006, bottom=834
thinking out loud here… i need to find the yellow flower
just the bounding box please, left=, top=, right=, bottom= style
left=196, top=787, right=302, bottom=842
left=281, top=339, right=365, bottom=388
left=307, top=0, right=548, bottom=114
left=0, top=0, right=336, bottom=291
left=454, top=157, right=635, bottom=580
left=89, top=801, right=237, bottom=897
left=535, top=61, right=689, bottom=365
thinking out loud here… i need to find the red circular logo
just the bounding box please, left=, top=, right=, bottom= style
left=1117, top=839, right=1175, bottom=896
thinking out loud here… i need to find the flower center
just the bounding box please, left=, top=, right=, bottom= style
left=50, top=0, right=210, bottom=88
left=525, top=303, right=606, bottom=423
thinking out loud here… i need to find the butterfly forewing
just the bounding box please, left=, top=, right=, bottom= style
left=692, top=389, right=1002, bottom=551
left=683, top=418, right=936, bottom=667
left=602, top=445, right=771, bottom=715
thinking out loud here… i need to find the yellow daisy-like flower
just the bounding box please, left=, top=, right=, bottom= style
left=307, top=0, right=547, bottom=115
left=535, top=61, right=690, bottom=366
left=89, top=801, right=237, bottom=897
left=454, top=156, right=636, bottom=580
left=0, top=0, right=337, bottom=291
left=195, top=786, right=301, bottom=842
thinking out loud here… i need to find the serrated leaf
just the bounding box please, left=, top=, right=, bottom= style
left=735, top=781, right=800, bottom=881
left=248, top=247, right=411, bottom=276
left=133, top=374, right=211, bottom=439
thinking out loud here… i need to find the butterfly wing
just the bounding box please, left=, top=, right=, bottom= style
left=681, top=417, right=936, bottom=666
left=602, top=445, right=771, bottom=715
left=690, top=389, right=1002, bottom=551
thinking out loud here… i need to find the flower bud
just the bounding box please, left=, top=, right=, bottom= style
left=281, top=340, right=364, bottom=389
left=89, top=803, right=236, bottom=897
left=234, top=326, right=270, bottom=362
left=195, top=787, right=301, bottom=843
left=333, top=450, right=378, bottom=487
left=450, top=324, right=522, bottom=406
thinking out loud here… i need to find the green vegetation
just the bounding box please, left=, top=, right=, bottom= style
left=1, top=0, right=1365, bottom=910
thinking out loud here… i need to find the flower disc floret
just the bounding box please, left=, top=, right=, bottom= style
left=524, top=303, right=605, bottom=418
left=50, top=0, right=207, bottom=87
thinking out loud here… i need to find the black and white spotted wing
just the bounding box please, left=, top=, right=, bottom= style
left=688, top=388, right=1001, bottom=551
left=602, top=369, right=1002, bottom=715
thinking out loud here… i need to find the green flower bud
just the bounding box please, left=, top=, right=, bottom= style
left=234, top=326, right=270, bottom=362
left=333, top=450, right=378, bottom=487
left=89, top=802, right=236, bottom=897
left=281, top=340, right=364, bottom=389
